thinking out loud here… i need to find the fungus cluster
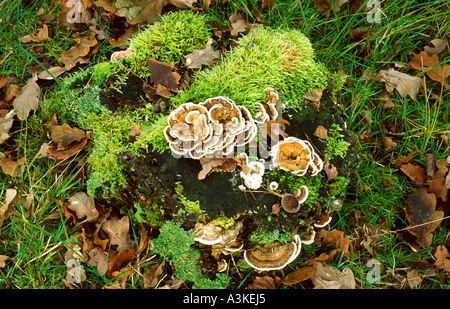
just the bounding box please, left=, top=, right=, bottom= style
left=164, top=97, right=257, bottom=159
left=194, top=221, right=244, bottom=256
left=271, top=136, right=323, bottom=177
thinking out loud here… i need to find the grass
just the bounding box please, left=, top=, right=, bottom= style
left=1, top=0, right=449, bottom=289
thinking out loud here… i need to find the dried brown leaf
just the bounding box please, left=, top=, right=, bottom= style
left=373, top=68, right=423, bottom=99
left=245, top=275, right=276, bottom=289
left=185, top=38, right=220, bottom=69
left=424, top=39, right=448, bottom=55
left=67, top=192, right=99, bottom=221
left=148, top=59, right=180, bottom=91
left=101, top=216, right=136, bottom=252
left=405, top=187, right=444, bottom=248
left=13, top=74, right=40, bottom=120
left=143, top=261, right=165, bottom=288
left=281, top=266, right=316, bottom=285
left=409, top=51, right=450, bottom=89
left=229, top=12, right=247, bottom=37
left=434, top=245, right=450, bottom=271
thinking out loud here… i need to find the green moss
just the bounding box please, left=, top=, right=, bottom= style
left=328, top=176, right=350, bottom=196
left=324, top=123, right=351, bottom=161
left=151, top=221, right=229, bottom=289
left=130, top=114, right=170, bottom=154
left=265, top=169, right=323, bottom=208
left=126, top=10, right=212, bottom=79
left=133, top=202, right=164, bottom=227
left=172, top=27, right=329, bottom=111
left=249, top=227, right=292, bottom=246
left=174, top=182, right=206, bottom=219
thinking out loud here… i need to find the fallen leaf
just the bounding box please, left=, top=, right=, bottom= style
left=229, top=12, right=247, bottom=37
left=60, top=32, right=98, bottom=70
left=106, top=249, right=135, bottom=278
left=185, top=38, right=220, bottom=69
left=406, top=269, right=422, bottom=289
left=0, top=157, right=26, bottom=177
left=305, top=253, right=329, bottom=266
left=57, top=0, right=93, bottom=30
left=50, top=123, right=86, bottom=148
left=261, top=0, right=277, bottom=9
left=148, top=59, right=181, bottom=91
left=316, top=229, right=350, bottom=256
left=313, top=125, right=328, bottom=140
left=0, top=110, right=15, bottom=145
left=311, top=262, right=355, bottom=289
left=405, top=187, right=444, bottom=248
left=67, top=192, right=99, bottom=221
left=143, top=261, right=165, bottom=288
left=0, top=255, right=9, bottom=268
left=400, top=162, right=426, bottom=185
left=434, top=245, right=450, bottom=271
left=101, top=216, right=136, bottom=252
left=373, top=68, right=423, bottom=99
left=304, top=88, right=323, bottom=102
left=409, top=51, right=450, bottom=89
left=45, top=123, right=88, bottom=160
left=13, top=74, right=40, bottom=120
left=87, top=247, right=109, bottom=276
left=20, top=24, right=50, bottom=43
left=0, top=189, right=18, bottom=233
left=324, top=159, right=338, bottom=180
left=281, top=266, right=316, bottom=285
left=167, top=0, right=197, bottom=9
left=424, top=39, right=448, bottom=55
left=37, top=66, right=66, bottom=80
left=427, top=177, right=448, bottom=202
left=101, top=0, right=165, bottom=25
left=245, top=275, right=276, bottom=289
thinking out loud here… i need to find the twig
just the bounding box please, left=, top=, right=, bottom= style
left=245, top=31, right=255, bottom=50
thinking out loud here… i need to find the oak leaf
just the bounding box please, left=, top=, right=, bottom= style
left=281, top=266, right=316, bottom=285
left=424, top=39, right=448, bottom=55
left=313, top=125, right=328, bottom=139
left=311, top=262, right=356, bottom=289
left=13, top=74, right=40, bottom=120
left=399, top=162, right=426, bottom=185
left=185, top=38, right=220, bottom=69
left=101, top=0, right=165, bottom=25
left=106, top=249, right=135, bottom=278
left=0, top=110, right=15, bottom=145
left=0, top=157, right=26, bottom=177
left=0, top=255, right=9, bottom=268
left=434, top=245, right=450, bottom=271
left=409, top=51, right=450, bottom=89
left=20, top=24, right=50, bottom=43
left=245, top=276, right=276, bottom=289
left=229, top=12, right=247, bottom=37
left=373, top=68, right=422, bottom=99
left=101, top=216, right=136, bottom=252
left=143, top=261, right=165, bottom=288
left=316, top=229, right=350, bottom=256
left=148, top=59, right=180, bottom=91
left=60, top=32, right=98, bottom=70
left=67, top=192, right=99, bottom=221
left=405, top=187, right=443, bottom=248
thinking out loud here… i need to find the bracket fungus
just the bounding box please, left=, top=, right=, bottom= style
left=271, top=137, right=323, bottom=176
left=244, top=234, right=301, bottom=271
left=240, top=159, right=266, bottom=190
left=164, top=97, right=257, bottom=159
left=194, top=221, right=244, bottom=255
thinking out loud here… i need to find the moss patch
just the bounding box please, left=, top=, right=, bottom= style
left=172, top=27, right=329, bottom=112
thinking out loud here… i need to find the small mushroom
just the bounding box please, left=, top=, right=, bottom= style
left=293, top=185, right=309, bottom=204
left=110, top=49, right=133, bottom=61
left=313, top=213, right=332, bottom=228
left=281, top=194, right=300, bottom=213
left=269, top=181, right=279, bottom=191
left=217, top=259, right=228, bottom=272
left=240, top=159, right=265, bottom=190
left=301, top=230, right=316, bottom=245
left=244, top=235, right=301, bottom=271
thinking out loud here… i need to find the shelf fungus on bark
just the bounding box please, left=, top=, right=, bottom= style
left=244, top=234, right=301, bottom=271
left=164, top=97, right=257, bottom=159
left=271, top=136, right=323, bottom=176
left=313, top=212, right=332, bottom=228
left=194, top=221, right=244, bottom=256
left=240, top=159, right=266, bottom=190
